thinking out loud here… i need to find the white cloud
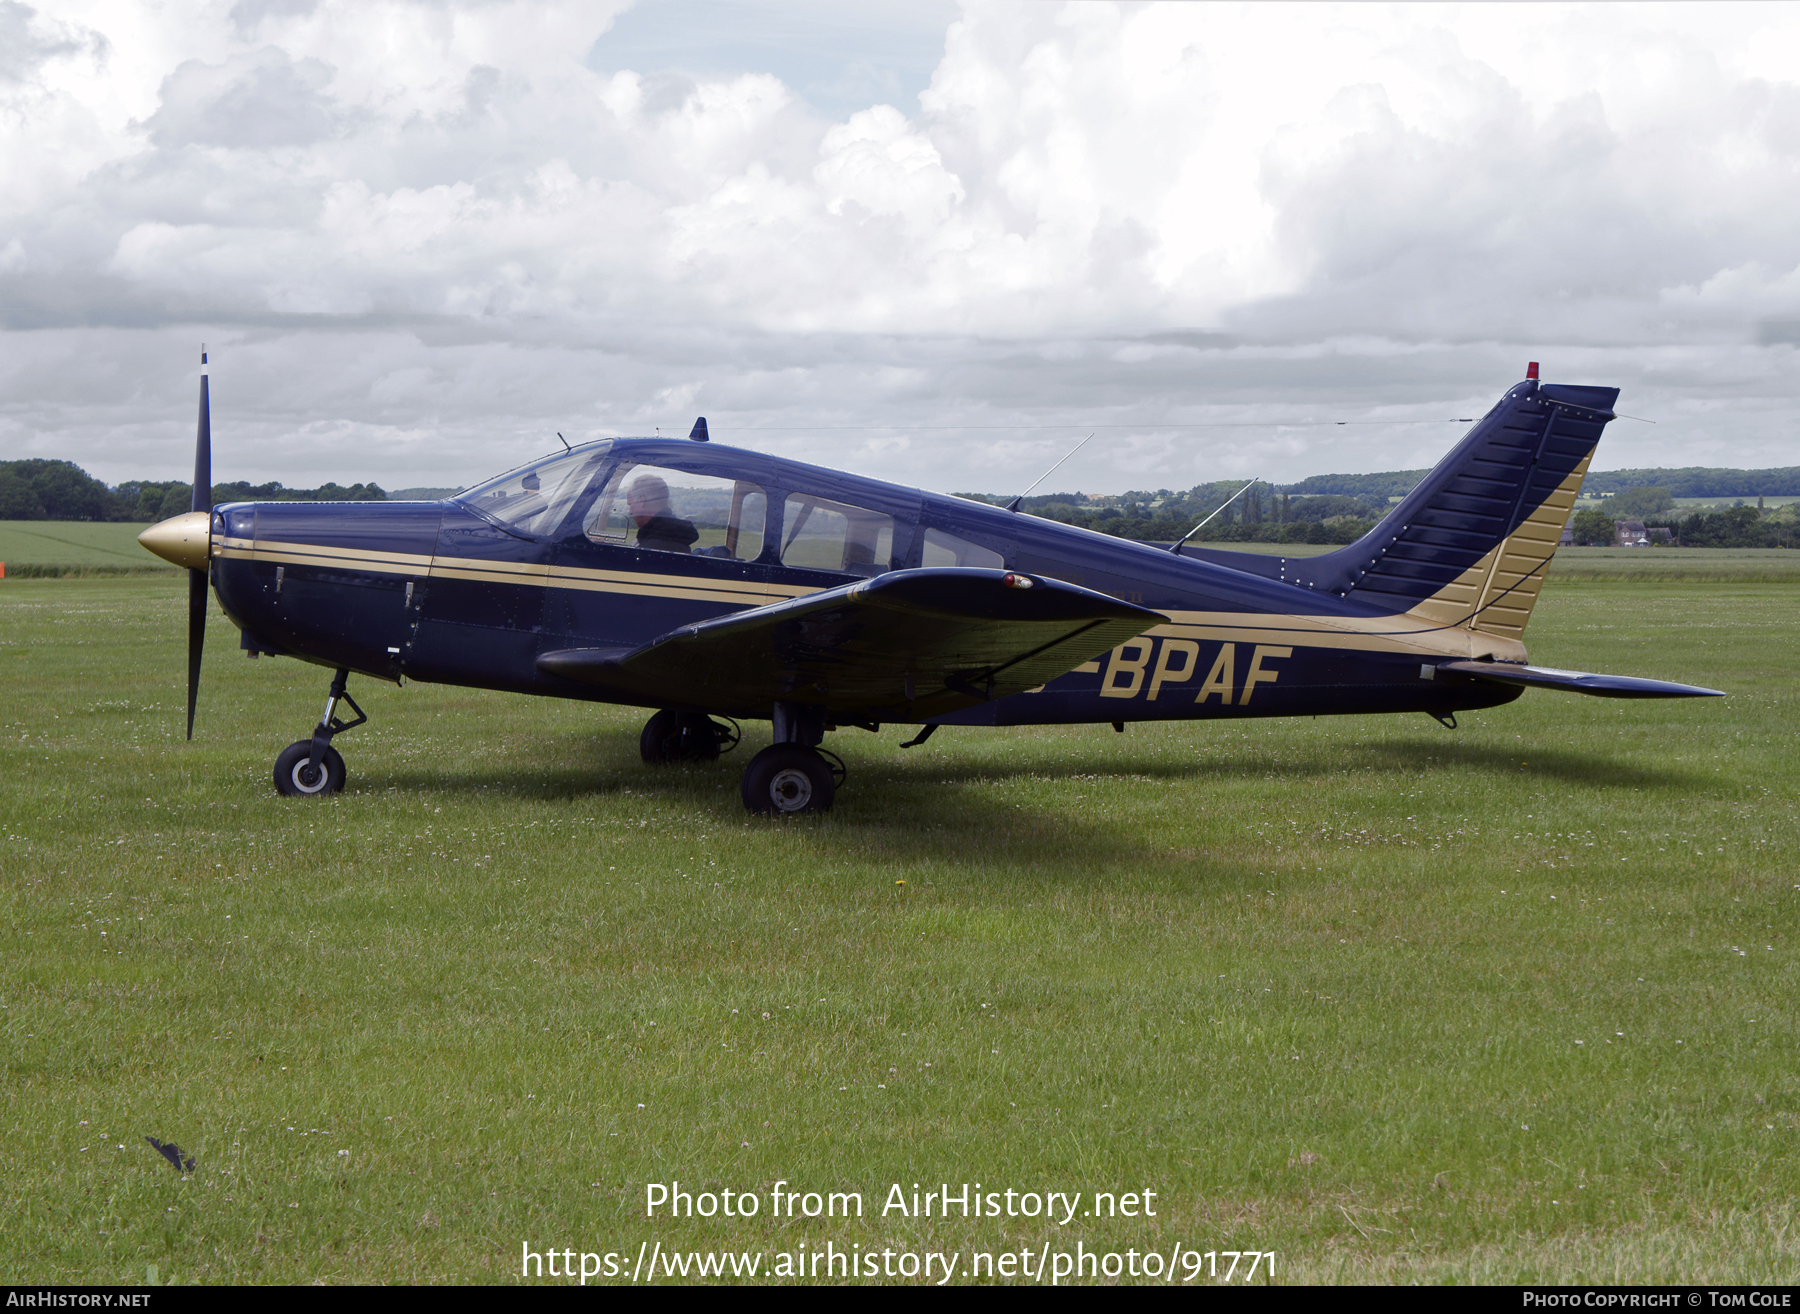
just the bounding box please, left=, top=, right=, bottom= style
left=3, top=0, right=1799, bottom=493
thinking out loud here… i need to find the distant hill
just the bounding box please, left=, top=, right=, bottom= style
left=1579, top=468, right=1800, bottom=497
left=15, top=452, right=1800, bottom=524
left=1281, top=470, right=1431, bottom=500
left=388, top=486, right=462, bottom=500
left=1286, top=468, right=1800, bottom=501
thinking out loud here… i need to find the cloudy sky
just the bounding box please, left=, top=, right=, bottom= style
left=3, top=0, right=1797, bottom=495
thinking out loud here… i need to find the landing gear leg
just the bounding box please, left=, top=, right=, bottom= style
left=741, top=701, right=837, bottom=815
left=273, top=667, right=366, bottom=798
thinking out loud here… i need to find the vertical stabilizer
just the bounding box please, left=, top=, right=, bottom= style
left=1285, top=376, right=1618, bottom=641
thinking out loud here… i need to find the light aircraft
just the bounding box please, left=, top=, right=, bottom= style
left=139, top=355, right=1720, bottom=814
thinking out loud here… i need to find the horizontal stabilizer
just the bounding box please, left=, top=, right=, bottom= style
left=538, top=567, right=1165, bottom=719
left=1436, top=660, right=1723, bottom=699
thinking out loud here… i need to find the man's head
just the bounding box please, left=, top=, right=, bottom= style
left=625, top=473, right=671, bottom=525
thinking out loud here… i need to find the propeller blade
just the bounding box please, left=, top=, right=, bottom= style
left=191, top=348, right=211, bottom=514
left=187, top=567, right=206, bottom=740
left=186, top=347, right=212, bottom=740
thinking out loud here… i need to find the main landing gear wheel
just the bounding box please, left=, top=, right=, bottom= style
left=740, top=744, right=835, bottom=816
left=640, top=711, right=738, bottom=764
left=273, top=740, right=346, bottom=797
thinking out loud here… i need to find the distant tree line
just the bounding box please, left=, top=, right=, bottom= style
left=984, top=467, right=1800, bottom=550
left=0, top=460, right=387, bottom=521
left=1646, top=504, right=1800, bottom=548
left=1569, top=495, right=1800, bottom=548
left=1581, top=467, right=1800, bottom=497
left=1280, top=470, right=1431, bottom=500
left=959, top=483, right=1389, bottom=545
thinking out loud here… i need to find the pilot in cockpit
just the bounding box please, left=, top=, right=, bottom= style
left=625, top=473, right=699, bottom=553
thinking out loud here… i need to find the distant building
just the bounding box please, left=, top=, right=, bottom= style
left=1561, top=515, right=1575, bottom=546
left=1649, top=526, right=1674, bottom=543
left=1616, top=519, right=1649, bottom=547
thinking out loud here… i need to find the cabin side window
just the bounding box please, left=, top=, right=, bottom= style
left=920, top=527, right=1004, bottom=570
left=779, top=493, right=895, bottom=576
left=583, top=463, right=768, bottom=559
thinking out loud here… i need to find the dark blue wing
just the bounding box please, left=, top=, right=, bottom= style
left=538, top=567, right=1165, bottom=719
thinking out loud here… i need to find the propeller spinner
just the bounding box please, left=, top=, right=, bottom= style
left=137, top=348, right=213, bottom=738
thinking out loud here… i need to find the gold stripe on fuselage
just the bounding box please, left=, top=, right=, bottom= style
left=219, top=537, right=1529, bottom=662
left=216, top=535, right=435, bottom=573
left=1151, top=610, right=1527, bottom=661
left=217, top=537, right=815, bottom=609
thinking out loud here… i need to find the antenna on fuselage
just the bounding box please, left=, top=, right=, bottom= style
left=555, top=432, right=571, bottom=452
left=1004, top=432, right=1094, bottom=513
left=1169, top=476, right=1259, bottom=554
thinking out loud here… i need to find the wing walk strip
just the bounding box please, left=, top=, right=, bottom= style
left=218, top=538, right=1525, bottom=661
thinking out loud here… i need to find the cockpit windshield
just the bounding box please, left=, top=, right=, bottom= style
left=454, top=444, right=612, bottom=537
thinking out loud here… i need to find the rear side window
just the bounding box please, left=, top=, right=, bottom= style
left=921, top=527, right=1004, bottom=569
left=780, top=493, right=894, bottom=576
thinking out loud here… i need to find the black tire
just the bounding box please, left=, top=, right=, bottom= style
left=273, top=740, right=346, bottom=797
left=740, top=744, right=835, bottom=815
left=640, top=711, right=724, bottom=764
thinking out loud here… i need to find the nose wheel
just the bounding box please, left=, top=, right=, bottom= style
left=274, top=741, right=346, bottom=796
left=272, top=667, right=364, bottom=798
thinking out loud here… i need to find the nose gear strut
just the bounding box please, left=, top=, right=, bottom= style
left=272, top=667, right=367, bottom=797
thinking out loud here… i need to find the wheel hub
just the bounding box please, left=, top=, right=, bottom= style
left=768, top=767, right=813, bottom=811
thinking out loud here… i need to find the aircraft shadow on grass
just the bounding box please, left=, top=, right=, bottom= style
left=368, top=756, right=1142, bottom=869
left=1356, top=738, right=1701, bottom=791
left=360, top=730, right=1701, bottom=875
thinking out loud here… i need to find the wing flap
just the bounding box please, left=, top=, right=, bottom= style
left=1436, top=660, right=1723, bottom=699
left=538, top=567, right=1166, bottom=718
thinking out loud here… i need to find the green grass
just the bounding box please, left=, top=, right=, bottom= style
left=1669, top=497, right=1800, bottom=510
left=0, top=520, right=168, bottom=571
left=1549, top=548, right=1800, bottom=582
left=2, top=577, right=1797, bottom=1284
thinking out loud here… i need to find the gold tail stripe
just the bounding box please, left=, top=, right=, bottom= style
left=1403, top=449, right=1595, bottom=642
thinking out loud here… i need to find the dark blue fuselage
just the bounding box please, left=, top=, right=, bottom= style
left=210, top=435, right=1526, bottom=726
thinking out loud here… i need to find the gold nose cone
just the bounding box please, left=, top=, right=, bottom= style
left=138, top=511, right=213, bottom=570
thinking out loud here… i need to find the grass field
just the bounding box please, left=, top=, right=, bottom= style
left=0, top=522, right=176, bottom=577
left=2, top=575, right=1797, bottom=1285
left=1548, top=548, right=1800, bottom=583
